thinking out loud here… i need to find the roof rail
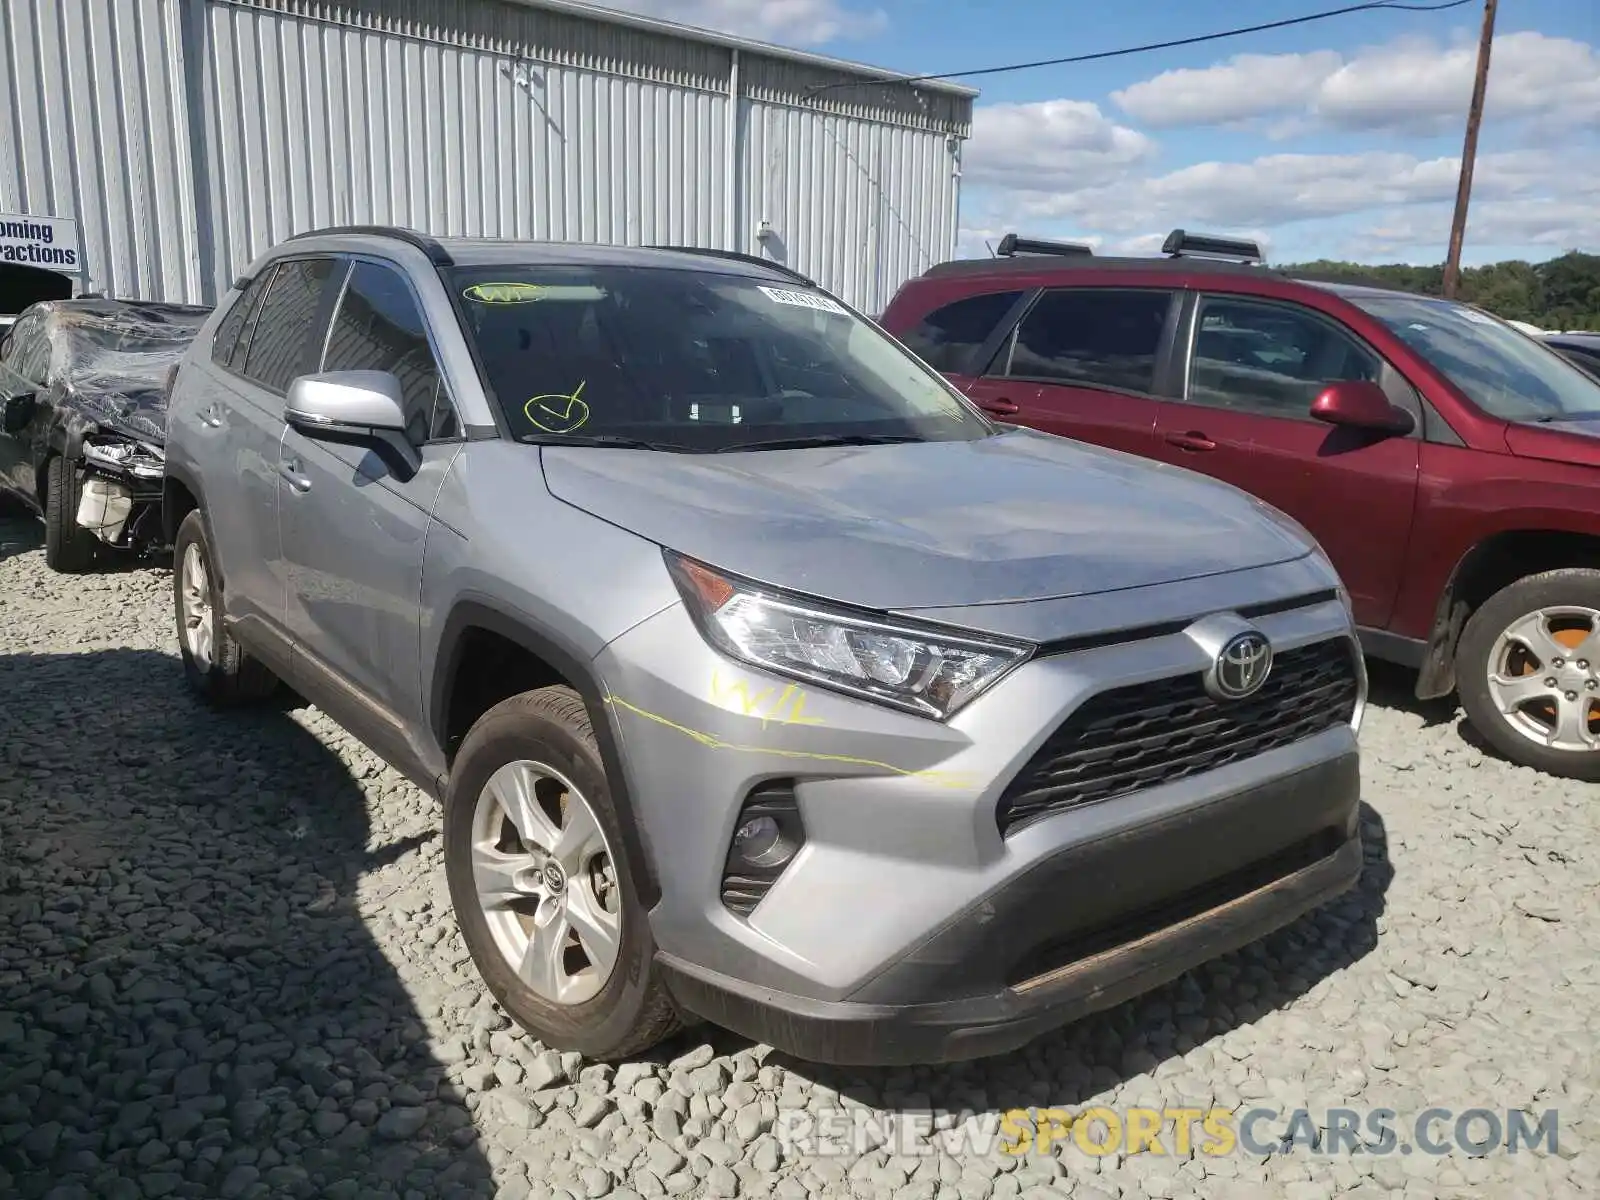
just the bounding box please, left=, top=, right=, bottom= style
left=287, top=224, right=454, bottom=266
left=1162, top=228, right=1263, bottom=264
left=996, top=233, right=1094, bottom=258
left=646, top=245, right=816, bottom=287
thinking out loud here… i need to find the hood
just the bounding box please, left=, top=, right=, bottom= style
left=1504, top=419, right=1600, bottom=469
left=59, top=380, right=167, bottom=445
left=539, top=427, right=1312, bottom=610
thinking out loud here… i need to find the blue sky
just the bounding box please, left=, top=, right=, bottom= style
left=629, top=0, right=1599, bottom=265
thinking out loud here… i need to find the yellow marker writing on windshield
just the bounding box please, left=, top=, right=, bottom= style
left=525, top=380, right=590, bottom=434
left=464, top=282, right=549, bottom=304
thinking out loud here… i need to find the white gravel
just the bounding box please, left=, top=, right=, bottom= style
left=1, top=514, right=1596, bottom=1200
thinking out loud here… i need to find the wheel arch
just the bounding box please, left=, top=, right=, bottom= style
left=1417, top=528, right=1600, bottom=700
left=431, top=598, right=661, bottom=906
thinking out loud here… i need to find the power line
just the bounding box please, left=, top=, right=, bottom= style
left=804, top=0, right=1476, bottom=97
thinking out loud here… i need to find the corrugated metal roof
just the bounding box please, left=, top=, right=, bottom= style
left=508, top=0, right=979, bottom=99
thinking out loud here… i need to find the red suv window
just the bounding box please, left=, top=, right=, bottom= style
left=1001, top=289, right=1173, bottom=396
left=896, top=290, right=1023, bottom=375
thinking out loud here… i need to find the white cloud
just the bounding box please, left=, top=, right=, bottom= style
left=602, top=0, right=887, bottom=45
left=1110, top=31, right=1600, bottom=135
left=1112, top=50, right=1343, bottom=128
left=1007, top=150, right=1468, bottom=231
left=1340, top=192, right=1600, bottom=262
left=963, top=100, right=1153, bottom=191
left=958, top=147, right=1597, bottom=263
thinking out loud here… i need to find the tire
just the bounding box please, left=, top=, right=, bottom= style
left=42, top=455, right=98, bottom=574
left=443, top=686, right=681, bottom=1060
left=171, top=508, right=279, bottom=706
left=1457, top=568, right=1600, bottom=781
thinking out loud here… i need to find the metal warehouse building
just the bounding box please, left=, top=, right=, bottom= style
left=0, top=0, right=975, bottom=317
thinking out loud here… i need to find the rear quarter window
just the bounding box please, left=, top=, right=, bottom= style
left=211, top=272, right=275, bottom=369
left=896, top=290, right=1023, bottom=374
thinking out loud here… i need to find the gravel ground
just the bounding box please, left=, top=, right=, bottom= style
left=1, top=513, right=1596, bottom=1200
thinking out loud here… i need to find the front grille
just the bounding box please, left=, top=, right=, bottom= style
left=997, top=638, right=1359, bottom=836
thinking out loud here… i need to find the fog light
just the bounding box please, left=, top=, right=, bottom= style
left=721, top=782, right=805, bottom=917
left=732, top=816, right=787, bottom=867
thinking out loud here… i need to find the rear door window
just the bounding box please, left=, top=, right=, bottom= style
left=239, top=257, right=340, bottom=395
left=1, top=312, right=49, bottom=387
left=998, top=289, right=1175, bottom=395
left=897, top=290, right=1024, bottom=374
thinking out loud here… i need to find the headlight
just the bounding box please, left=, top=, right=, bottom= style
left=665, top=552, right=1034, bottom=720
left=83, top=437, right=165, bottom=480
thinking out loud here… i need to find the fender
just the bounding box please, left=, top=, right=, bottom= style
left=431, top=597, right=662, bottom=907
left=160, top=463, right=229, bottom=595
left=161, top=462, right=207, bottom=542
left=1414, top=525, right=1600, bottom=700
left=1415, top=557, right=1470, bottom=700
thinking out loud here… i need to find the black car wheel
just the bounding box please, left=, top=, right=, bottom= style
left=42, top=455, right=98, bottom=574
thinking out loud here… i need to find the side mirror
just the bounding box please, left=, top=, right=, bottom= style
left=1309, top=380, right=1414, bottom=435
left=284, top=371, right=419, bottom=479
left=285, top=371, right=407, bottom=434
left=2, top=392, right=36, bottom=435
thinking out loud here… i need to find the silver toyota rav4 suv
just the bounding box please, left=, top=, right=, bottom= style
left=162, top=226, right=1367, bottom=1065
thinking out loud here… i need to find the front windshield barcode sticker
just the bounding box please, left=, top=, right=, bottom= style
left=758, top=286, right=847, bottom=315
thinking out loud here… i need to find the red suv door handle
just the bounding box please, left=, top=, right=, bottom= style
left=978, top=397, right=1020, bottom=416
left=1164, top=430, right=1216, bottom=452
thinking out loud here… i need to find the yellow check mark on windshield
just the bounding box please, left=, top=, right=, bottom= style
left=524, top=380, right=590, bottom=433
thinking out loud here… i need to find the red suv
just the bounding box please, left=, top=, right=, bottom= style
left=880, top=229, right=1600, bottom=780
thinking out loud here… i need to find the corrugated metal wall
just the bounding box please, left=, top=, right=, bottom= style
left=1, top=0, right=970, bottom=313
left=741, top=104, right=959, bottom=316
left=0, top=0, right=206, bottom=301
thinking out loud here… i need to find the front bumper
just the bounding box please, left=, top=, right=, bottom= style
left=594, top=556, right=1364, bottom=1063
left=77, top=436, right=165, bottom=546
left=658, top=750, right=1361, bottom=1065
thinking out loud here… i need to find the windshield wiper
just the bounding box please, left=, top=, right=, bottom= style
left=1532, top=412, right=1600, bottom=423
left=518, top=433, right=683, bottom=450
left=711, top=433, right=927, bottom=453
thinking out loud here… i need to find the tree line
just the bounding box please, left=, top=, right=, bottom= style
left=1281, top=250, right=1600, bottom=331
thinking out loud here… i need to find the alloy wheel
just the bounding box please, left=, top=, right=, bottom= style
left=180, top=542, right=215, bottom=670
left=1487, top=606, right=1600, bottom=753
left=469, top=759, right=622, bottom=1005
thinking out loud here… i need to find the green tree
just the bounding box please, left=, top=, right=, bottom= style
left=1279, top=252, right=1600, bottom=330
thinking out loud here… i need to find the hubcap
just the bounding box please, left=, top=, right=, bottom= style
left=469, top=760, right=621, bottom=1006
left=180, top=543, right=215, bottom=670
left=1487, top=606, right=1600, bottom=753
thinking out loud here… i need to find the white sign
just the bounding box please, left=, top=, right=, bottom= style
left=0, top=211, right=84, bottom=273
left=758, top=285, right=847, bottom=315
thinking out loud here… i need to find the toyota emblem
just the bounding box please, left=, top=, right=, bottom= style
left=1207, top=631, right=1273, bottom=700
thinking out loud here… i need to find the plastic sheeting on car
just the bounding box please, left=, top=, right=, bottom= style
left=32, top=298, right=212, bottom=444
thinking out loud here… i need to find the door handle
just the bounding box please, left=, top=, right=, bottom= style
left=1164, top=431, right=1216, bottom=452
left=201, top=403, right=223, bottom=429
left=977, top=397, right=1020, bottom=416
left=278, top=459, right=311, bottom=493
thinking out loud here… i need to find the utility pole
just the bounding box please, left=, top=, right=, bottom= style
left=1441, top=0, right=1497, bottom=299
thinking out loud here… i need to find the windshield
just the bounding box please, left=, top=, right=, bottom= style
left=449, top=265, right=992, bottom=450
left=1347, top=292, right=1600, bottom=422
